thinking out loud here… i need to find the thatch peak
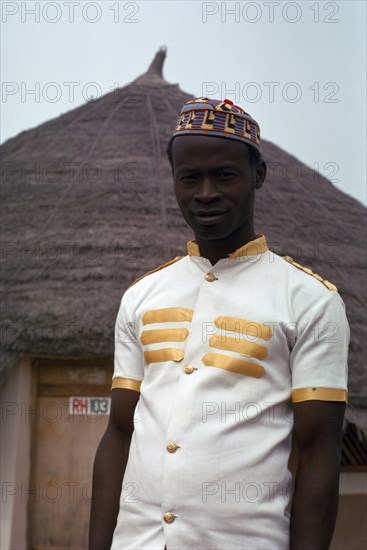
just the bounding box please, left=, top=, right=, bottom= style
left=147, top=46, right=167, bottom=77
left=134, top=46, right=168, bottom=86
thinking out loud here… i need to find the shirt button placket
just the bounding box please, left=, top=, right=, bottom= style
left=162, top=282, right=204, bottom=537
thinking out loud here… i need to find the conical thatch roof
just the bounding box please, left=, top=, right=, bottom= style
left=1, top=49, right=366, bottom=414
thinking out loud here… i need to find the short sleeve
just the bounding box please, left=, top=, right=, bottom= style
left=290, top=290, right=349, bottom=403
left=112, top=288, right=144, bottom=392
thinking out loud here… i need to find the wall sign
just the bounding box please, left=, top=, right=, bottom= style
left=69, top=396, right=111, bottom=416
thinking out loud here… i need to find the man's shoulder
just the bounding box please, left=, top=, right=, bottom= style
left=268, top=251, right=338, bottom=294
left=281, top=254, right=338, bottom=292
left=128, top=255, right=185, bottom=289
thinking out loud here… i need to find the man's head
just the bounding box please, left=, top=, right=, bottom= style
left=167, top=98, right=266, bottom=248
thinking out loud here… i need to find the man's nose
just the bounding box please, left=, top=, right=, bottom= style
left=194, top=175, right=220, bottom=202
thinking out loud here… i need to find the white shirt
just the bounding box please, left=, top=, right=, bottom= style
left=111, top=235, right=349, bottom=550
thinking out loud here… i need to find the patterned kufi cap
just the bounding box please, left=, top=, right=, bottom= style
left=172, top=97, right=260, bottom=149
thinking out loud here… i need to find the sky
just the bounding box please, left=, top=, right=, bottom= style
left=1, top=0, right=366, bottom=205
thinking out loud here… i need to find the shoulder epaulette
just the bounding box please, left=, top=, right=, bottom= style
left=282, top=256, right=338, bottom=292
left=129, top=256, right=183, bottom=289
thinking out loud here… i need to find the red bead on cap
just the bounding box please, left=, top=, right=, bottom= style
left=223, top=98, right=243, bottom=111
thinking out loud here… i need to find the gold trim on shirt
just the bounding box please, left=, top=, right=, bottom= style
left=202, top=352, right=265, bottom=378
left=187, top=235, right=268, bottom=258
left=215, top=316, right=273, bottom=341
left=140, top=328, right=189, bottom=345
left=111, top=377, right=141, bottom=392
left=292, top=387, right=348, bottom=403
left=209, top=335, right=268, bottom=360
left=142, top=308, right=194, bottom=325
left=129, top=256, right=183, bottom=288
left=187, top=241, right=201, bottom=256
left=144, top=348, right=185, bottom=364
left=282, top=256, right=338, bottom=292
left=228, top=235, right=268, bottom=258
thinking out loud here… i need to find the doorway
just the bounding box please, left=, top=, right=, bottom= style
left=29, top=357, right=113, bottom=549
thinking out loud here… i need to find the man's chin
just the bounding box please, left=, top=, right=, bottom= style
left=192, top=224, right=231, bottom=241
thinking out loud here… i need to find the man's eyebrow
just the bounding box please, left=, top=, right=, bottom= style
left=174, top=167, right=199, bottom=178
left=213, top=164, right=239, bottom=170
left=175, top=163, right=239, bottom=174
left=175, top=165, right=198, bottom=173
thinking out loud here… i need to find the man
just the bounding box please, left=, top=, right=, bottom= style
left=89, top=98, right=349, bottom=549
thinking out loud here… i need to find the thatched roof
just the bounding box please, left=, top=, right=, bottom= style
left=1, top=49, right=366, bottom=417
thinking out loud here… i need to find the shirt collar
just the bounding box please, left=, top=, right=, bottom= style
left=187, top=235, right=268, bottom=259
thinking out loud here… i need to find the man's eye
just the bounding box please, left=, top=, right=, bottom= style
left=218, top=172, right=235, bottom=179
left=181, top=175, right=197, bottom=183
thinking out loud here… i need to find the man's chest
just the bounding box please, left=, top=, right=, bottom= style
left=133, top=257, right=298, bottom=410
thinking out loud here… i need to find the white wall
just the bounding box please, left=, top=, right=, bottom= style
left=0, top=357, right=32, bottom=550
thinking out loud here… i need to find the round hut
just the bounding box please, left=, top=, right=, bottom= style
left=1, top=48, right=366, bottom=549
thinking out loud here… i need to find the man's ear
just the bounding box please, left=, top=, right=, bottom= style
left=255, top=160, right=266, bottom=189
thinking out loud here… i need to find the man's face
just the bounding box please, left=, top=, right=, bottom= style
left=172, top=135, right=263, bottom=242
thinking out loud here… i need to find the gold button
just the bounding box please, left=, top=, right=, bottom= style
left=163, top=512, right=175, bottom=524
left=184, top=364, right=195, bottom=374
left=205, top=272, right=217, bottom=282
left=166, top=441, right=179, bottom=453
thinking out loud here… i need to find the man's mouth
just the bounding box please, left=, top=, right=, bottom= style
left=192, top=210, right=229, bottom=223
left=193, top=210, right=228, bottom=215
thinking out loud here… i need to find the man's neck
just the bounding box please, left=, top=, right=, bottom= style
left=195, top=227, right=257, bottom=266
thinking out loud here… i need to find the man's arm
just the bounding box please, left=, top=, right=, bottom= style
left=290, top=400, right=345, bottom=550
left=89, top=388, right=140, bottom=550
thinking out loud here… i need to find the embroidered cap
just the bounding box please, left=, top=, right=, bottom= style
left=172, top=97, right=260, bottom=149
